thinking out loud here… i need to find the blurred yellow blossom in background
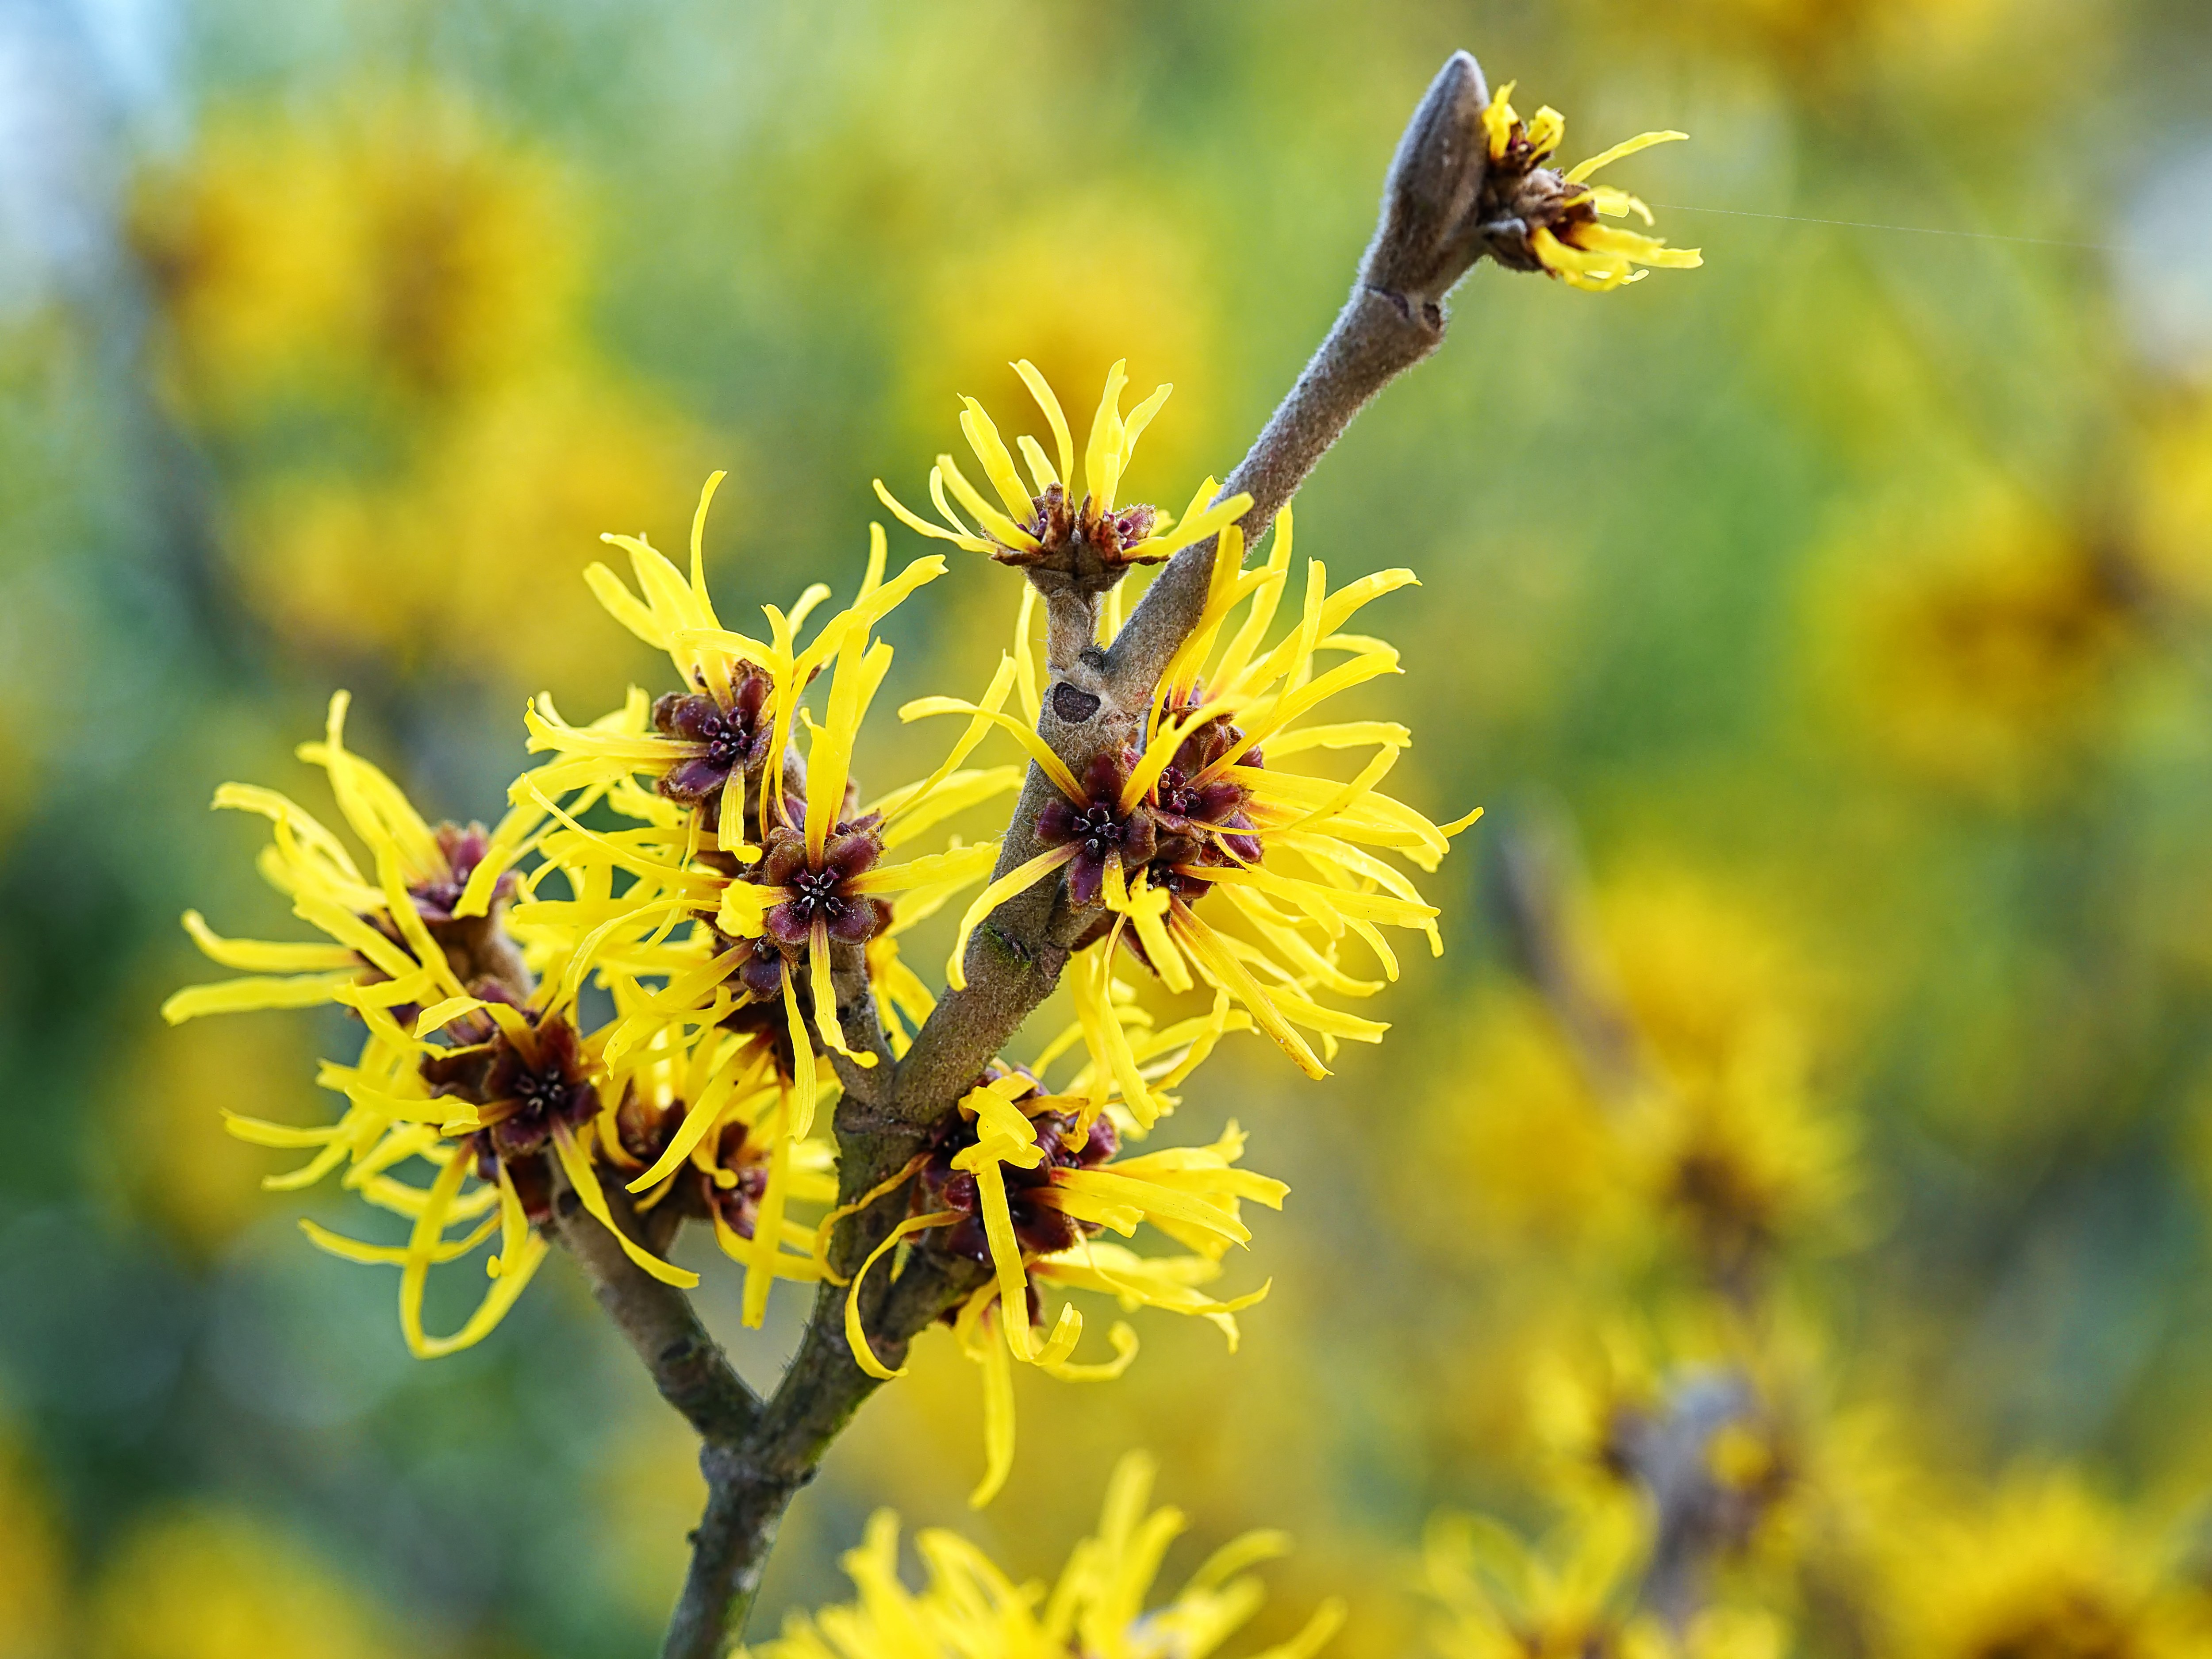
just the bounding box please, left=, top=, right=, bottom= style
left=1884, top=1473, right=2205, bottom=1659
left=87, top=1509, right=402, bottom=1659
left=1417, top=985, right=1631, bottom=1254
left=1824, top=487, right=2135, bottom=801
left=133, top=86, right=575, bottom=417
left=901, top=199, right=1215, bottom=494
left=131, top=81, right=714, bottom=703
left=104, top=1002, right=319, bottom=1253
left=1595, top=868, right=1822, bottom=1097
left=234, top=368, right=707, bottom=703
left=2131, top=395, right=2212, bottom=613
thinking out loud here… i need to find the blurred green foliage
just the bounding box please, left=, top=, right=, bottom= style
left=6, top=0, right=2212, bottom=1655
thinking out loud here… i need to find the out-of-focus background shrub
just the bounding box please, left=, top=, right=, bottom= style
left=4, top=1, right=2212, bottom=1655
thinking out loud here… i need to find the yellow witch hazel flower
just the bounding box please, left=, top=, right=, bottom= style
left=843, top=1049, right=1282, bottom=1506
left=911, top=507, right=1480, bottom=1110
left=593, top=1003, right=842, bottom=1326
left=501, top=473, right=1056, bottom=1334
left=531, top=487, right=1013, bottom=995
left=507, top=785, right=854, bottom=1330
left=163, top=691, right=540, bottom=1029
left=1469, top=84, right=1701, bottom=293
left=150, top=54, right=1732, bottom=1653
left=160, top=693, right=755, bottom=1355
left=747, top=1452, right=1344, bottom=1659
left=873, top=359, right=1251, bottom=574
left=519, top=475, right=1017, bottom=1080
left=507, top=771, right=921, bottom=1332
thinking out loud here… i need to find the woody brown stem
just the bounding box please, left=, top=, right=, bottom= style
left=897, top=49, right=1492, bottom=1123
left=647, top=1124, right=987, bottom=1659
left=590, top=47, right=1502, bottom=1658
left=551, top=1181, right=761, bottom=1446
left=1106, top=48, right=1489, bottom=703
left=553, top=1115, right=984, bottom=1659
left=1105, top=287, right=1444, bottom=705
left=1037, top=579, right=1106, bottom=677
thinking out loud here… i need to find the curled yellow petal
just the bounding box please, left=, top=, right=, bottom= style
left=1013, top=358, right=1075, bottom=489
left=945, top=845, right=1077, bottom=991
left=551, top=1124, right=700, bottom=1289
left=1564, top=129, right=1689, bottom=184
left=845, top=1211, right=961, bottom=1379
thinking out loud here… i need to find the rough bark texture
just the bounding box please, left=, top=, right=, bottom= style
left=549, top=47, right=1506, bottom=1657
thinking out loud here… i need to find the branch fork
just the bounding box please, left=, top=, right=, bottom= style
left=560, top=47, right=1508, bottom=1658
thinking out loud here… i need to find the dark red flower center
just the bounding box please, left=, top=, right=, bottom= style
left=618, top=1098, right=772, bottom=1236
left=422, top=1006, right=598, bottom=1167
left=916, top=1080, right=1119, bottom=1267
left=704, top=714, right=751, bottom=768
left=991, top=482, right=1166, bottom=573
left=756, top=821, right=889, bottom=957
left=511, top=1065, right=569, bottom=1124
left=790, top=865, right=845, bottom=918
left=1066, top=800, right=1129, bottom=859
left=1471, top=118, right=1600, bottom=276
left=1136, top=710, right=1263, bottom=902
left=408, top=822, right=509, bottom=925
left=1037, top=751, right=1158, bottom=908
left=431, top=1011, right=598, bottom=1225
left=654, top=665, right=776, bottom=807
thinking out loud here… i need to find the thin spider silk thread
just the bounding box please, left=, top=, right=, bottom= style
left=1647, top=202, right=2117, bottom=253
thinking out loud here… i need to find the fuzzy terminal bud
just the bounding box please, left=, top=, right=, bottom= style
left=1360, top=50, right=1494, bottom=322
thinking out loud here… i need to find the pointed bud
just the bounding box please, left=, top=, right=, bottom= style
left=1359, top=50, right=1492, bottom=319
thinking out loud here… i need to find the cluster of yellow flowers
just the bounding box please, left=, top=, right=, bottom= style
left=166, top=358, right=1477, bottom=1510
left=121, top=42, right=2212, bottom=1659
left=153, top=69, right=1731, bottom=1658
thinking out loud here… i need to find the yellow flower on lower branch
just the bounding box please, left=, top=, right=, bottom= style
left=159, top=695, right=802, bottom=1357
left=844, top=1065, right=1283, bottom=1507
left=602, top=1008, right=841, bottom=1326
left=161, top=690, right=544, bottom=1030
left=746, top=1452, right=1343, bottom=1659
